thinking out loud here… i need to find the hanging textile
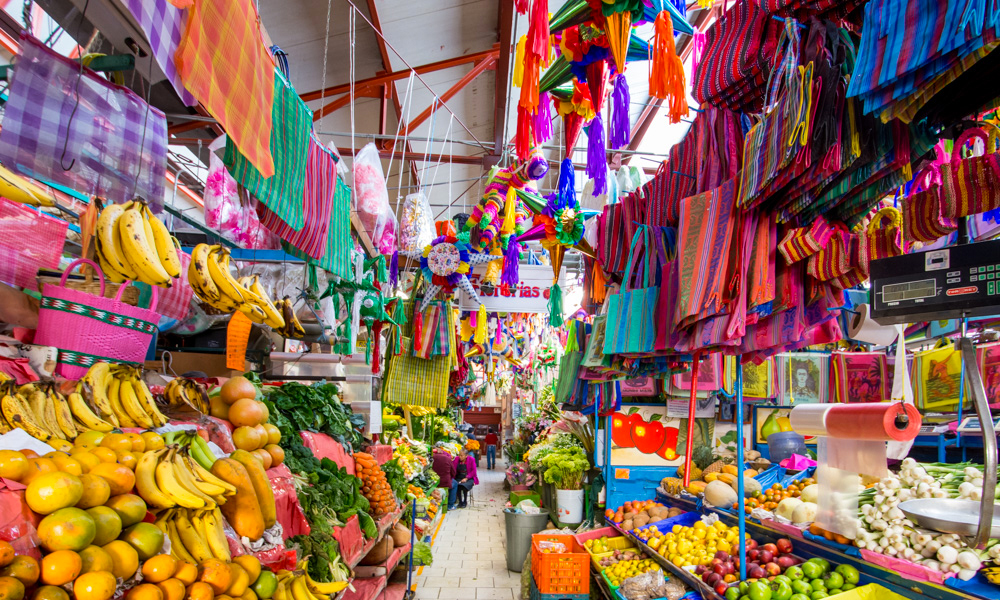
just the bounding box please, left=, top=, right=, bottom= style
left=382, top=337, right=451, bottom=409
left=225, top=70, right=312, bottom=231
left=124, top=0, right=197, bottom=106
left=282, top=175, right=353, bottom=280
left=175, top=0, right=276, bottom=176
left=831, top=350, right=888, bottom=403
left=0, top=36, right=168, bottom=206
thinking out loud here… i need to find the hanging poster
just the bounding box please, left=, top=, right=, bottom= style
left=668, top=354, right=723, bottom=397
left=723, top=356, right=775, bottom=399
left=777, top=353, right=829, bottom=405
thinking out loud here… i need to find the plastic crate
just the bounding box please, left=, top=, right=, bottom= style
left=601, top=568, right=621, bottom=593
left=780, top=466, right=816, bottom=486
left=529, top=575, right=589, bottom=600
left=583, top=536, right=636, bottom=570
left=510, top=490, right=542, bottom=507
left=530, top=534, right=590, bottom=595
left=632, top=511, right=700, bottom=537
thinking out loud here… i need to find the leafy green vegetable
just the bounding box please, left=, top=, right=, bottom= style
left=381, top=458, right=408, bottom=502
left=287, top=531, right=349, bottom=583
left=411, top=469, right=439, bottom=494
left=358, top=511, right=377, bottom=539
left=541, top=446, right=590, bottom=490
left=412, top=541, right=433, bottom=566
left=262, top=381, right=365, bottom=452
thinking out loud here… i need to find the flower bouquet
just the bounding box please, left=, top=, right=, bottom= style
left=505, top=462, right=537, bottom=491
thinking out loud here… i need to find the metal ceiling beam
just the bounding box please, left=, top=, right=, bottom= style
left=334, top=145, right=489, bottom=166
left=492, top=0, right=515, bottom=156
left=400, top=56, right=496, bottom=138
left=299, top=48, right=500, bottom=103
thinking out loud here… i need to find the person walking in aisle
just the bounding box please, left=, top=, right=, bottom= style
left=484, top=427, right=499, bottom=469
left=453, top=447, right=478, bottom=508
left=431, top=446, right=457, bottom=510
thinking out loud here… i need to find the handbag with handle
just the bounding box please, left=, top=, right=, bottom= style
left=777, top=216, right=834, bottom=265
left=948, top=127, right=1000, bottom=218
left=603, top=228, right=658, bottom=356
left=35, top=259, right=160, bottom=379
left=903, top=147, right=958, bottom=243
left=807, top=222, right=854, bottom=281
left=862, top=206, right=904, bottom=275
left=831, top=350, right=888, bottom=403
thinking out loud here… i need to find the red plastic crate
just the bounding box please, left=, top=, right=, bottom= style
left=530, top=534, right=590, bottom=595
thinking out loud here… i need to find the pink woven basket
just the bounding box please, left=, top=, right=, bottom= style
left=34, top=258, right=160, bottom=379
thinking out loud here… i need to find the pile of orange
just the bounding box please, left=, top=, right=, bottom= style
left=605, top=500, right=662, bottom=524
left=731, top=478, right=817, bottom=513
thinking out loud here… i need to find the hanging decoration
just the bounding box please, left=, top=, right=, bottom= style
left=400, top=236, right=499, bottom=312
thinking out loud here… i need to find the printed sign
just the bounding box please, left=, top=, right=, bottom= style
left=458, top=264, right=570, bottom=313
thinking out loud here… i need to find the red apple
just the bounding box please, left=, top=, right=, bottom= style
left=715, top=550, right=730, bottom=561
left=705, top=573, right=722, bottom=586
left=695, top=565, right=707, bottom=575
left=747, top=549, right=760, bottom=562
left=765, top=562, right=782, bottom=577
left=759, top=550, right=774, bottom=564
left=762, top=543, right=778, bottom=555
left=746, top=539, right=758, bottom=551
left=776, top=538, right=793, bottom=554
left=713, top=563, right=727, bottom=576
left=715, top=582, right=729, bottom=596
left=777, top=556, right=798, bottom=569
left=749, top=566, right=766, bottom=579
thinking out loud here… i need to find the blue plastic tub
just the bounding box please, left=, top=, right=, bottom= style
left=632, top=511, right=701, bottom=536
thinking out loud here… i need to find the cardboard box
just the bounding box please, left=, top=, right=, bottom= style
left=145, top=352, right=240, bottom=378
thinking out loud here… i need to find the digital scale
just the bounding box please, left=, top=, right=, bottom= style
left=869, top=238, right=1000, bottom=325
left=956, top=416, right=1000, bottom=435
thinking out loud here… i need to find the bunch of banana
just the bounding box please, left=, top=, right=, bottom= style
left=189, top=244, right=286, bottom=329
left=0, top=381, right=102, bottom=441
left=153, top=506, right=232, bottom=563
left=137, top=444, right=236, bottom=510
left=163, top=377, right=210, bottom=414
left=95, top=199, right=180, bottom=287
left=162, top=429, right=218, bottom=471
left=95, top=365, right=170, bottom=429
left=274, top=297, right=306, bottom=338
left=275, top=562, right=349, bottom=600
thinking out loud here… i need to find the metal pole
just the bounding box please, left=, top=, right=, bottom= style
left=406, top=498, right=416, bottom=596
left=682, top=352, right=702, bottom=487
left=736, top=359, right=747, bottom=581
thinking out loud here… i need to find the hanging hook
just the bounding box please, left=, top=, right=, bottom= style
left=59, top=0, right=92, bottom=172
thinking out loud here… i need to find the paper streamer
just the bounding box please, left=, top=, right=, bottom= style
left=824, top=403, right=922, bottom=441
left=789, top=404, right=834, bottom=437
left=847, top=304, right=899, bottom=346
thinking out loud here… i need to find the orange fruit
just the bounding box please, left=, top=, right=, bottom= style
left=116, top=451, right=139, bottom=471
left=127, top=583, right=163, bottom=600
left=0, top=451, right=28, bottom=481
left=124, top=433, right=146, bottom=453
left=20, top=458, right=58, bottom=486
left=263, top=446, right=283, bottom=468
left=256, top=401, right=269, bottom=423
left=25, top=472, right=83, bottom=514
left=220, top=377, right=257, bottom=405
left=73, top=571, right=116, bottom=600
left=240, top=590, right=257, bottom=600
left=50, top=454, right=82, bottom=476
left=120, top=523, right=163, bottom=560
left=0, top=542, right=12, bottom=568
left=186, top=582, right=215, bottom=600
left=88, top=463, right=135, bottom=496
left=141, top=432, right=164, bottom=452
left=224, top=564, right=248, bottom=597
left=231, top=557, right=260, bottom=586
left=251, top=449, right=272, bottom=471
left=73, top=431, right=105, bottom=450
left=231, top=427, right=261, bottom=452
left=198, top=559, right=232, bottom=594
left=101, top=540, right=138, bottom=579
left=104, top=494, right=147, bottom=527
left=89, top=448, right=117, bottom=464
left=0, top=556, right=38, bottom=586
left=31, top=585, right=69, bottom=600
left=0, top=576, right=24, bottom=600
left=40, top=550, right=81, bottom=586
left=227, top=398, right=263, bottom=428
left=99, top=433, right=132, bottom=454
left=208, top=395, right=229, bottom=420
left=141, top=555, right=177, bottom=583
left=78, top=546, right=113, bottom=574
left=37, top=507, right=96, bottom=552
left=70, top=451, right=101, bottom=474
left=172, top=562, right=198, bottom=586
left=19, top=450, right=38, bottom=459
left=251, top=426, right=268, bottom=449
left=75, top=474, right=111, bottom=509
left=262, top=424, right=281, bottom=446
left=157, top=579, right=186, bottom=600
left=85, top=506, right=122, bottom=546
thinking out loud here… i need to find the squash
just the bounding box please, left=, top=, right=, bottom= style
left=800, top=484, right=818, bottom=504
left=703, top=472, right=720, bottom=483
left=360, top=535, right=395, bottom=566
left=704, top=481, right=738, bottom=508
left=792, top=501, right=818, bottom=524
left=775, top=498, right=803, bottom=522
left=230, top=450, right=277, bottom=529
left=210, top=458, right=265, bottom=540
left=389, top=523, right=410, bottom=547
left=732, top=476, right=762, bottom=497
left=685, top=481, right=707, bottom=495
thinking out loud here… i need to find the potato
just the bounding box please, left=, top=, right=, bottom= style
left=622, top=511, right=637, bottom=520
left=633, top=515, right=649, bottom=527
left=622, top=519, right=634, bottom=530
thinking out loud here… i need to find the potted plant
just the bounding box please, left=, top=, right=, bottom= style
left=541, top=446, right=590, bottom=525
left=505, top=462, right=537, bottom=491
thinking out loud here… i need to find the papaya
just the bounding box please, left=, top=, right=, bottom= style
left=229, top=451, right=276, bottom=529
left=703, top=473, right=719, bottom=483
left=685, top=481, right=707, bottom=495
left=209, top=459, right=264, bottom=540
left=717, top=473, right=738, bottom=485
left=720, top=464, right=739, bottom=476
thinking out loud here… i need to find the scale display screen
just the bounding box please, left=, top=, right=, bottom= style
left=881, top=279, right=937, bottom=303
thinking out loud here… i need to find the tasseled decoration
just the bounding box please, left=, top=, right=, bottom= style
left=527, top=0, right=549, bottom=66
left=389, top=250, right=399, bottom=289
left=534, top=91, right=553, bottom=143
left=474, top=304, right=487, bottom=344
left=650, top=11, right=689, bottom=124
left=591, top=262, right=607, bottom=303
left=557, top=157, right=575, bottom=208
left=587, top=112, right=607, bottom=195
left=609, top=76, right=631, bottom=150
left=413, top=308, right=424, bottom=354
left=512, top=36, right=526, bottom=88
left=365, top=333, right=372, bottom=365
left=501, top=236, right=520, bottom=287
left=515, top=0, right=529, bottom=15
left=548, top=282, right=565, bottom=327
left=371, top=320, right=383, bottom=374
left=515, top=105, right=534, bottom=160
left=501, top=188, right=517, bottom=238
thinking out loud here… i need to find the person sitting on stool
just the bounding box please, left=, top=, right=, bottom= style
left=431, top=446, right=457, bottom=510
left=453, top=447, right=478, bottom=508
left=484, top=427, right=499, bottom=470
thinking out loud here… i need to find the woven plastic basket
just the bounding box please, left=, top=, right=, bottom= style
left=37, top=264, right=140, bottom=306
left=34, top=258, right=159, bottom=378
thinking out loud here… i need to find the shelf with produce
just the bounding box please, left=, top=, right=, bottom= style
left=341, top=574, right=387, bottom=600
left=349, top=505, right=407, bottom=569
left=354, top=543, right=412, bottom=578
left=380, top=582, right=408, bottom=600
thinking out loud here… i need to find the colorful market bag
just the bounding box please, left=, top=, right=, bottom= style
left=603, top=228, right=658, bottom=355
left=35, top=259, right=160, bottom=379
left=831, top=350, right=888, bottom=403
left=382, top=336, right=450, bottom=409
left=902, top=151, right=958, bottom=243
left=861, top=206, right=904, bottom=275
left=912, top=339, right=971, bottom=411
left=777, top=216, right=834, bottom=265
left=948, top=127, right=1000, bottom=218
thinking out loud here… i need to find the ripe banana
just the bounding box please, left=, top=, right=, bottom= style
left=66, top=391, right=115, bottom=432
left=48, top=386, right=79, bottom=439
left=189, top=244, right=221, bottom=302
left=304, top=572, right=349, bottom=594
left=22, top=386, right=61, bottom=438
left=174, top=509, right=215, bottom=563
left=181, top=453, right=230, bottom=498
left=202, top=508, right=232, bottom=561
left=1, top=390, right=57, bottom=442
left=274, top=577, right=291, bottom=600
left=132, top=374, right=168, bottom=427
left=170, top=449, right=218, bottom=508
left=82, top=363, right=120, bottom=426
left=143, top=204, right=181, bottom=278
left=248, top=275, right=285, bottom=329
left=290, top=574, right=318, bottom=600
left=96, top=202, right=140, bottom=280
left=119, top=205, right=172, bottom=286
left=207, top=248, right=250, bottom=305
left=164, top=514, right=199, bottom=564
left=136, top=448, right=177, bottom=509
left=106, top=376, right=138, bottom=428
left=96, top=241, right=128, bottom=284
left=118, top=378, right=155, bottom=429
left=0, top=163, right=55, bottom=206
left=155, top=449, right=206, bottom=509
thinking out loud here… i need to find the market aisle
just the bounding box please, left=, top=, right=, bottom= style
left=413, top=464, right=521, bottom=599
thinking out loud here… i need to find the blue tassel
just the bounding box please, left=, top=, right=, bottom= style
left=557, top=157, right=575, bottom=209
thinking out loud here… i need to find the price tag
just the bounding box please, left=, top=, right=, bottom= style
left=614, top=468, right=630, bottom=480
left=226, top=311, right=252, bottom=370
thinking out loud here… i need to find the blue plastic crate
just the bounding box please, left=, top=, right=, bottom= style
left=529, top=576, right=589, bottom=600
left=631, top=511, right=701, bottom=536
left=779, top=466, right=816, bottom=486
left=752, top=464, right=783, bottom=488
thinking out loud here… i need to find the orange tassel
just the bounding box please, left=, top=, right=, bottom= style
left=591, top=263, right=607, bottom=303
left=649, top=11, right=688, bottom=124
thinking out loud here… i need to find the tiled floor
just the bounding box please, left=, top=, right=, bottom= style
left=415, top=462, right=521, bottom=599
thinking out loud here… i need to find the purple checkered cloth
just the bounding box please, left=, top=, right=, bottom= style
left=124, top=0, right=197, bottom=106
left=0, top=35, right=168, bottom=207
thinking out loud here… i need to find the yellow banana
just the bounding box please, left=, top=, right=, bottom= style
left=203, top=508, right=232, bottom=561
left=289, top=576, right=316, bottom=600
left=96, top=241, right=128, bottom=283
left=48, top=388, right=79, bottom=439
left=119, top=206, right=172, bottom=286
left=165, top=516, right=199, bottom=564
left=67, top=391, right=115, bottom=432
left=97, top=202, right=139, bottom=280
left=82, top=363, right=119, bottom=426
left=142, top=204, right=181, bottom=278
left=1, top=392, right=57, bottom=442
left=170, top=450, right=217, bottom=508
left=23, top=387, right=62, bottom=438
left=183, top=453, right=236, bottom=496
left=180, top=453, right=228, bottom=498
left=155, top=449, right=206, bottom=509
left=118, top=378, right=155, bottom=429
left=0, top=163, right=55, bottom=206
left=304, top=573, right=349, bottom=595
left=107, top=376, right=137, bottom=428
left=207, top=248, right=249, bottom=305
left=174, top=509, right=215, bottom=563
left=274, top=578, right=291, bottom=600
left=132, top=374, right=168, bottom=427
left=238, top=302, right=268, bottom=324
left=249, top=276, right=286, bottom=329
left=136, top=448, right=176, bottom=509
left=189, top=244, right=220, bottom=302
